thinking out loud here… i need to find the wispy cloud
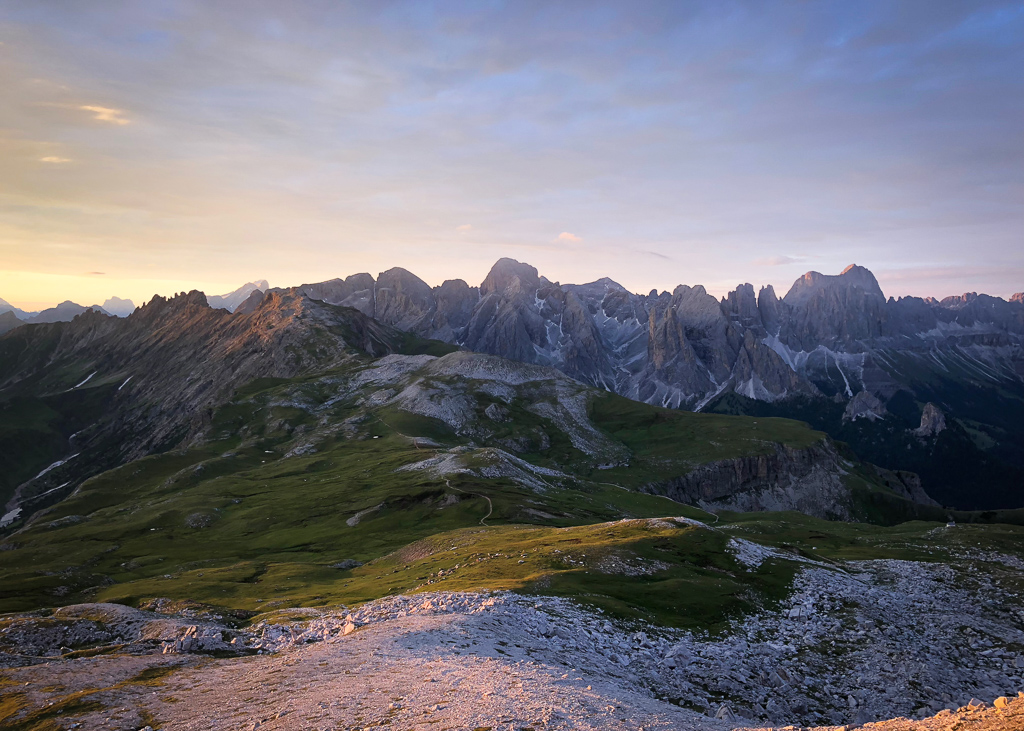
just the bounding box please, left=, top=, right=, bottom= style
left=753, top=255, right=804, bottom=267
left=40, top=156, right=71, bottom=163
left=456, top=224, right=472, bottom=232
left=79, top=105, right=130, bottom=125
left=86, top=271, right=105, bottom=275
left=557, top=232, right=581, bottom=242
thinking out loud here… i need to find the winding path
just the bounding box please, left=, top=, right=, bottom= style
left=445, top=478, right=493, bottom=526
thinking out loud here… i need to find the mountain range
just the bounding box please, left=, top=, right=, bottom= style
left=233, top=259, right=1022, bottom=509
left=0, top=280, right=270, bottom=335
left=1, top=260, right=1022, bottom=513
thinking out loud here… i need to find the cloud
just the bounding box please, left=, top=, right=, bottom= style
left=456, top=224, right=472, bottom=232
left=86, top=271, right=105, bottom=276
left=40, top=156, right=71, bottom=163
left=79, top=105, right=130, bottom=125
left=557, top=232, right=582, bottom=242
left=753, top=255, right=804, bottom=267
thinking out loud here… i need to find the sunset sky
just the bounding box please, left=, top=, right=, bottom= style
left=1, top=0, right=1022, bottom=311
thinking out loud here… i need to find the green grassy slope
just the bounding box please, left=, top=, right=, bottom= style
left=3, top=351, right=995, bottom=628
left=0, top=398, right=703, bottom=613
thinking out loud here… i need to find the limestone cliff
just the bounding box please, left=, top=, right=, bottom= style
left=640, top=440, right=857, bottom=520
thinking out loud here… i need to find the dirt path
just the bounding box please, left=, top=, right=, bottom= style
left=445, top=477, right=493, bottom=526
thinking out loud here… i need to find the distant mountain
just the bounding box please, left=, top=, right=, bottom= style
left=0, top=311, right=21, bottom=336
left=207, top=280, right=269, bottom=312
left=282, top=259, right=1024, bottom=509
left=0, top=296, right=35, bottom=320
left=27, top=300, right=110, bottom=324
left=102, top=296, right=135, bottom=317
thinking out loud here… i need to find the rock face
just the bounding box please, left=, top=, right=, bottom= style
left=915, top=403, right=947, bottom=437
left=641, top=441, right=857, bottom=520
left=843, top=390, right=888, bottom=423
left=872, top=467, right=941, bottom=507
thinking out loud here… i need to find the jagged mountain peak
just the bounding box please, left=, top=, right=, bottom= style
left=784, top=264, right=885, bottom=306
left=377, top=267, right=432, bottom=294
left=102, top=296, right=135, bottom=317
left=480, top=258, right=540, bottom=297
left=141, top=289, right=210, bottom=312
left=207, top=280, right=270, bottom=312
left=579, top=276, right=628, bottom=291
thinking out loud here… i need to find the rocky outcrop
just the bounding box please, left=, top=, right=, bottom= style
left=872, top=466, right=940, bottom=507
left=843, top=390, right=888, bottom=423
left=640, top=441, right=857, bottom=520
left=0, top=602, right=251, bottom=663
left=914, top=403, right=947, bottom=438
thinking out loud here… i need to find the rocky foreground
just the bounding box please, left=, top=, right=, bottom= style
left=3, top=544, right=1024, bottom=730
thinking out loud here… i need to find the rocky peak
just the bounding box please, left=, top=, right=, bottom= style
left=207, top=281, right=269, bottom=312
left=670, top=285, right=725, bottom=331
left=135, top=290, right=210, bottom=320
left=102, top=296, right=136, bottom=318
left=299, top=273, right=376, bottom=315
left=568, top=277, right=628, bottom=296
left=784, top=264, right=885, bottom=307
left=1012, top=292, right=1024, bottom=304
left=779, top=265, right=888, bottom=350
left=914, top=403, right=947, bottom=437
left=839, top=264, right=884, bottom=294
left=480, top=258, right=540, bottom=297
left=374, top=268, right=436, bottom=333
left=757, top=285, right=782, bottom=335
left=940, top=292, right=979, bottom=308
left=428, top=279, right=478, bottom=341
left=722, top=283, right=760, bottom=328
left=377, top=268, right=432, bottom=299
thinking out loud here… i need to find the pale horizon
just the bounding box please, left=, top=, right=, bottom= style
left=4, top=257, right=1022, bottom=315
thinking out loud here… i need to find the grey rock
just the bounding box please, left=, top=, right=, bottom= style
left=914, top=403, right=947, bottom=438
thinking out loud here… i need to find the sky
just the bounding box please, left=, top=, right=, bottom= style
left=1, top=0, right=1022, bottom=311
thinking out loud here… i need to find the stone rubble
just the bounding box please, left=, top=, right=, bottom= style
left=235, top=557, right=1024, bottom=727
left=2, top=551, right=1023, bottom=728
